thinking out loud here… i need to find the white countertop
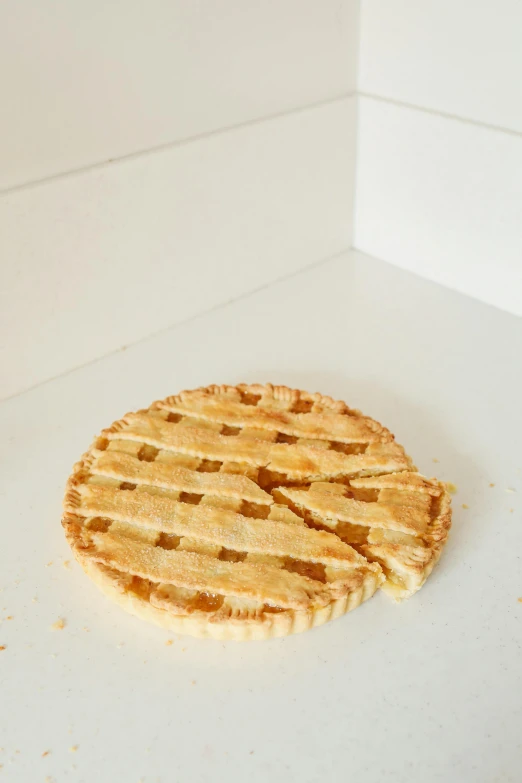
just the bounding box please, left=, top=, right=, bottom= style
left=1, top=250, right=521, bottom=783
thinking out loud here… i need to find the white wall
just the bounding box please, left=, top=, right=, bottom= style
left=0, top=0, right=358, bottom=191
left=358, top=0, right=522, bottom=133
left=0, top=2, right=359, bottom=400
left=355, top=0, right=522, bottom=316
left=2, top=0, right=520, bottom=403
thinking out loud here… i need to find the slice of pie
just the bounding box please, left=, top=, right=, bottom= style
left=62, top=383, right=452, bottom=640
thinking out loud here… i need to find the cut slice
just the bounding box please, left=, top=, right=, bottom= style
left=276, top=472, right=450, bottom=599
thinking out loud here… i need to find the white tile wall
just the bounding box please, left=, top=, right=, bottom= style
left=0, top=98, right=356, bottom=400
left=0, top=0, right=358, bottom=191
left=354, top=97, right=522, bottom=316
left=359, top=0, right=522, bottom=133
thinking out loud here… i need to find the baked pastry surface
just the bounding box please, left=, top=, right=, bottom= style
left=63, top=384, right=451, bottom=640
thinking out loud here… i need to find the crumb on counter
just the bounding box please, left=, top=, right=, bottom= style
left=42, top=750, right=50, bottom=757
left=462, top=503, right=469, bottom=509
left=0, top=646, right=6, bottom=651
left=63, top=560, right=71, bottom=569
left=518, top=597, right=522, bottom=603
left=5, top=616, right=13, bottom=620
left=506, top=487, right=516, bottom=493
left=489, top=483, right=495, bottom=487
left=46, top=561, right=53, bottom=567
left=432, top=458, right=439, bottom=463
left=51, top=619, right=66, bottom=631
left=70, top=745, right=78, bottom=753
left=165, top=639, right=173, bottom=646
left=446, top=482, right=458, bottom=494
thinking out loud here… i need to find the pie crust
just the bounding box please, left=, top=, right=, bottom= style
left=62, top=384, right=452, bottom=640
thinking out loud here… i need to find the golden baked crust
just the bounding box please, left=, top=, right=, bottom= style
left=62, top=383, right=452, bottom=639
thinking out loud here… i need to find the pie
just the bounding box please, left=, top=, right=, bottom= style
left=62, top=383, right=452, bottom=640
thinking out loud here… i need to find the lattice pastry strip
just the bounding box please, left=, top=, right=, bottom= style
left=110, top=412, right=410, bottom=479
left=89, top=449, right=272, bottom=505
left=158, top=389, right=385, bottom=444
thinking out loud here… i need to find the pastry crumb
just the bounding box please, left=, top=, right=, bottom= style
left=63, top=560, right=71, bottom=569
left=42, top=750, right=50, bottom=757
left=165, top=639, right=173, bottom=646
left=432, top=458, right=439, bottom=463
left=70, top=745, right=78, bottom=753
left=0, top=646, right=6, bottom=651
left=46, top=561, right=53, bottom=567
left=51, top=618, right=65, bottom=631
left=518, top=597, right=522, bottom=603
left=116, top=643, right=124, bottom=649
left=446, top=482, right=458, bottom=494
left=32, top=597, right=38, bottom=603
left=462, top=503, right=469, bottom=509
left=191, top=680, right=196, bottom=685
left=506, top=487, right=516, bottom=493
left=489, top=483, right=495, bottom=487
left=82, top=626, right=90, bottom=632
left=6, top=615, right=13, bottom=620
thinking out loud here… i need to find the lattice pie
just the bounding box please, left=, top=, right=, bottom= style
left=63, top=384, right=452, bottom=640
